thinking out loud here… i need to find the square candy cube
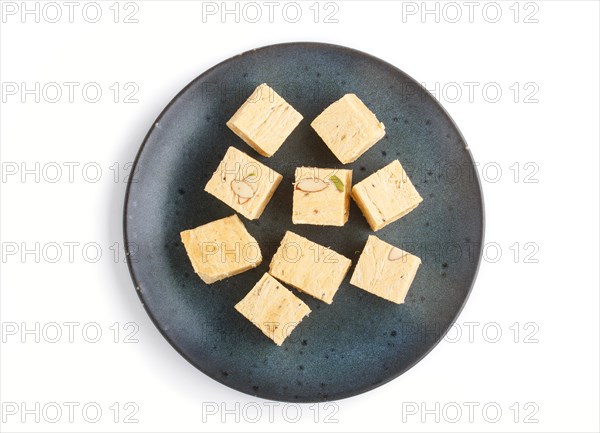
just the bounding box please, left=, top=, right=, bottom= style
left=235, top=273, right=311, bottom=346
left=352, top=159, right=423, bottom=231
left=269, top=231, right=352, bottom=304
left=204, top=146, right=283, bottom=220
left=311, top=94, right=385, bottom=164
left=180, top=214, right=262, bottom=284
left=226, top=83, right=303, bottom=157
left=292, top=167, right=352, bottom=226
left=350, top=235, right=421, bottom=304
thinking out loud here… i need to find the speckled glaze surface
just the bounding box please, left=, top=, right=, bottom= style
left=124, top=42, right=484, bottom=402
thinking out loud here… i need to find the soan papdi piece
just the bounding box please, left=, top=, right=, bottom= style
left=311, top=94, right=385, bottom=164
left=352, top=159, right=423, bottom=231
left=269, top=231, right=352, bottom=304
left=292, top=167, right=352, bottom=227
left=235, top=273, right=311, bottom=345
left=350, top=235, right=421, bottom=304
left=226, top=83, right=303, bottom=157
left=180, top=214, right=262, bottom=284
left=204, top=146, right=283, bottom=220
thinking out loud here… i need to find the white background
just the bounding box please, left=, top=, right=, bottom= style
left=1, top=1, right=599, bottom=432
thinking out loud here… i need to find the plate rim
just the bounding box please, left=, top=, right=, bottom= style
left=123, top=41, right=486, bottom=402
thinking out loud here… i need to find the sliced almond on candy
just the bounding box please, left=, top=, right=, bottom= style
left=388, top=247, right=404, bottom=261
left=295, top=178, right=329, bottom=193
left=231, top=180, right=255, bottom=199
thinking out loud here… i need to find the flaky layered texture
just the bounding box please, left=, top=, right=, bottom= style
left=311, top=94, right=385, bottom=164
left=292, top=167, right=352, bottom=226
left=227, top=83, right=303, bottom=157
left=204, top=146, right=282, bottom=220
left=180, top=214, right=262, bottom=284
left=235, top=273, right=311, bottom=345
left=352, top=159, right=422, bottom=231
left=350, top=235, right=421, bottom=304
left=269, top=231, right=351, bottom=304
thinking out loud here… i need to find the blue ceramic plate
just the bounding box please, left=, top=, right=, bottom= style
left=124, top=42, right=484, bottom=402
